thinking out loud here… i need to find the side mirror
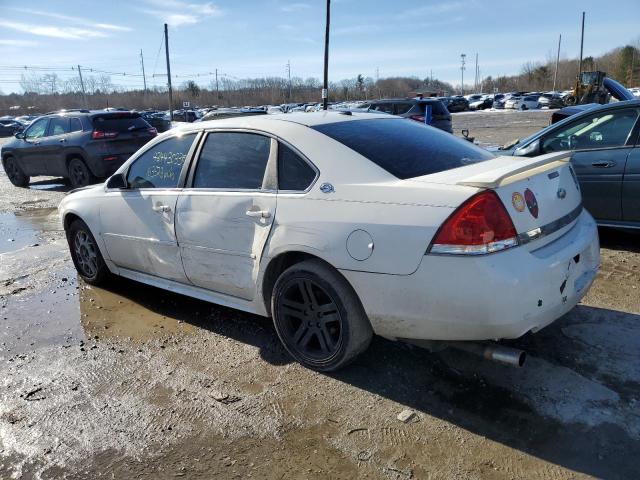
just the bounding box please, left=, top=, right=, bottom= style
left=514, top=138, right=540, bottom=157
left=106, top=173, right=128, bottom=189
left=14, top=132, right=25, bottom=139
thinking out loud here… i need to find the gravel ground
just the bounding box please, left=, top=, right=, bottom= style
left=0, top=112, right=639, bottom=479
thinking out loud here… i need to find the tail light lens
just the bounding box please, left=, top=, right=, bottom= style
left=92, top=130, right=118, bottom=140
left=409, top=115, right=425, bottom=122
left=147, top=127, right=158, bottom=135
left=428, top=191, right=518, bottom=255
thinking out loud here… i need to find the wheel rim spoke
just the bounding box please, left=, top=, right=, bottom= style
left=279, top=277, right=342, bottom=361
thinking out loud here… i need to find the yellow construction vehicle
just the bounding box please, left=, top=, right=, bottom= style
left=564, top=71, right=610, bottom=106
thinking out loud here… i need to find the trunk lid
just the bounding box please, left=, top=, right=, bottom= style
left=417, top=152, right=582, bottom=249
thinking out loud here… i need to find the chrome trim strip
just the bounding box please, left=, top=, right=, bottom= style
left=179, top=243, right=255, bottom=258
left=517, top=204, right=583, bottom=245
left=102, top=232, right=176, bottom=247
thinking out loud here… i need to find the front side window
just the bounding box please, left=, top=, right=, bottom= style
left=193, top=132, right=270, bottom=189
left=49, top=117, right=70, bottom=136
left=542, top=108, right=640, bottom=152
left=278, top=143, right=316, bottom=191
left=25, top=118, right=48, bottom=139
left=126, top=133, right=196, bottom=189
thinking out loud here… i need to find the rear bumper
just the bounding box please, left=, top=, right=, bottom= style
left=85, top=154, right=131, bottom=178
left=340, top=210, right=599, bottom=341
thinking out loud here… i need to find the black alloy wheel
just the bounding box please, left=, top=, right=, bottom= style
left=272, top=259, right=373, bottom=371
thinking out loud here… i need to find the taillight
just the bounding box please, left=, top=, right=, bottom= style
left=428, top=191, right=518, bottom=255
left=91, top=130, right=118, bottom=139
left=409, top=115, right=425, bottom=122
left=147, top=127, right=158, bottom=135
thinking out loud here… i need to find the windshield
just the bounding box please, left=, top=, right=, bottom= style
left=313, top=118, right=494, bottom=179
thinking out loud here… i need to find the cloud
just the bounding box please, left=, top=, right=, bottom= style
left=0, top=20, right=109, bottom=39
left=280, top=2, right=311, bottom=12
left=0, top=39, right=39, bottom=46
left=8, top=8, right=132, bottom=32
left=394, top=1, right=474, bottom=20
left=142, top=0, right=223, bottom=25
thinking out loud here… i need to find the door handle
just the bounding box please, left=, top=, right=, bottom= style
left=59, top=138, right=67, bottom=143
left=246, top=209, right=271, bottom=219
left=152, top=204, right=171, bottom=213
left=591, top=161, right=615, bottom=168
left=33, top=141, right=41, bottom=145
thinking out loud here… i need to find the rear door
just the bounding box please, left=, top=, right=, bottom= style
left=540, top=107, right=640, bottom=221
left=99, top=133, right=198, bottom=281
left=622, top=142, right=640, bottom=223
left=175, top=130, right=277, bottom=300
left=42, top=116, right=70, bottom=175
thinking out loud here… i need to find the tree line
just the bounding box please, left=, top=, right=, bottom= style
left=1, top=42, right=638, bottom=115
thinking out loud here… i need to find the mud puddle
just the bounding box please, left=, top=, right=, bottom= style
left=1, top=271, right=214, bottom=356
left=0, top=207, right=61, bottom=254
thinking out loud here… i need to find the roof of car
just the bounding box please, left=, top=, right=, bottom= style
left=170, top=111, right=392, bottom=133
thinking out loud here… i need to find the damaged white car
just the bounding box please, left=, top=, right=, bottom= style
left=59, top=112, right=600, bottom=371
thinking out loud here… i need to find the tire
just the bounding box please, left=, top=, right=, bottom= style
left=271, top=259, right=373, bottom=371
left=68, top=158, right=94, bottom=188
left=66, top=219, right=109, bottom=285
left=3, top=156, right=30, bottom=187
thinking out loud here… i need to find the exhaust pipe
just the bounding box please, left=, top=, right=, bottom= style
left=448, top=342, right=526, bottom=367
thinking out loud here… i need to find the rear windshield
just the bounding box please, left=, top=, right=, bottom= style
left=91, top=114, right=148, bottom=132
left=312, top=118, right=493, bottom=179
left=417, top=101, right=448, bottom=116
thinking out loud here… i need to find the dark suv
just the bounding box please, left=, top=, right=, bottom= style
left=1, top=110, right=157, bottom=188
left=362, top=98, right=453, bottom=133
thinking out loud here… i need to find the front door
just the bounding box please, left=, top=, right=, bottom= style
left=99, top=133, right=198, bottom=282
left=540, top=107, right=640, bottom=222
left=18, top=118, right=50, bottom=176
left=176, top=131, right=277, bottom=300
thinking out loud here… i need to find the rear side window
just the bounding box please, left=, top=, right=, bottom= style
left=70, top=118, right=82, bottom=132
left=278, top=143, right=316, bottom=191
left=49, top=117, right=69, bottom=135
left=193, top=132, right=270, bottom=189
left=369, top=103, right=394, bottom=114
left=127, top=133, right=196, bottom=189
left=313, top=118, right=494, bottom=179
left=394, top=103, right=413, bottom=115
left=92, top=114, right=148, bottom=132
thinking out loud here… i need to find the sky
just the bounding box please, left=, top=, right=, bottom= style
left=0, top=0, right=639, bottom=94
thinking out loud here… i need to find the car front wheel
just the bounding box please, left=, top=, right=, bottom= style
left=3, top=156, right=30, bottom=187
left=272, top=259, right=373, bottom=371
left=66, top=219, right=109, bottom=285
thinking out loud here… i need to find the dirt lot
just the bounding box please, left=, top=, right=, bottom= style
left=0, top=111, right=639, bottom=479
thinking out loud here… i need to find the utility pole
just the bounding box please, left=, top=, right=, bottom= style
left=578, top=12, right=585, bottom=76
left=474, top=53, right=478, bottom=92
left=215, top=68, right=219, bottom=100
left=77, top=64, right=87, bottom=108
left=553, top=34, right=562, bottom=91
left=140, top=49, right=147, bottom=92
left=286, top=60, right=292, bottom=100
left=164, top=23, right=174, bottom=120
left=460, top=53, right=466, bottom=95
left=322, top=0, right=330, bottom=110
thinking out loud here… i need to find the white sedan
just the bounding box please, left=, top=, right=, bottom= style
left=59, top=112, right=599, bottom=371
left=505, top=95, right=540, bottom=110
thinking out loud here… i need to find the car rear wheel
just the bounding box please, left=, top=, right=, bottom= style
left=3, top=156, right=30, bottom=187
left=66, top=219, right=109, bottom=285
left=68, top=158, right=94, bottom=188
left=272, top=259, right=373, bottom=371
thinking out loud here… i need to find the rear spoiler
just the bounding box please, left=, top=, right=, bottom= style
left=457, top=151, right=572, bottom=189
